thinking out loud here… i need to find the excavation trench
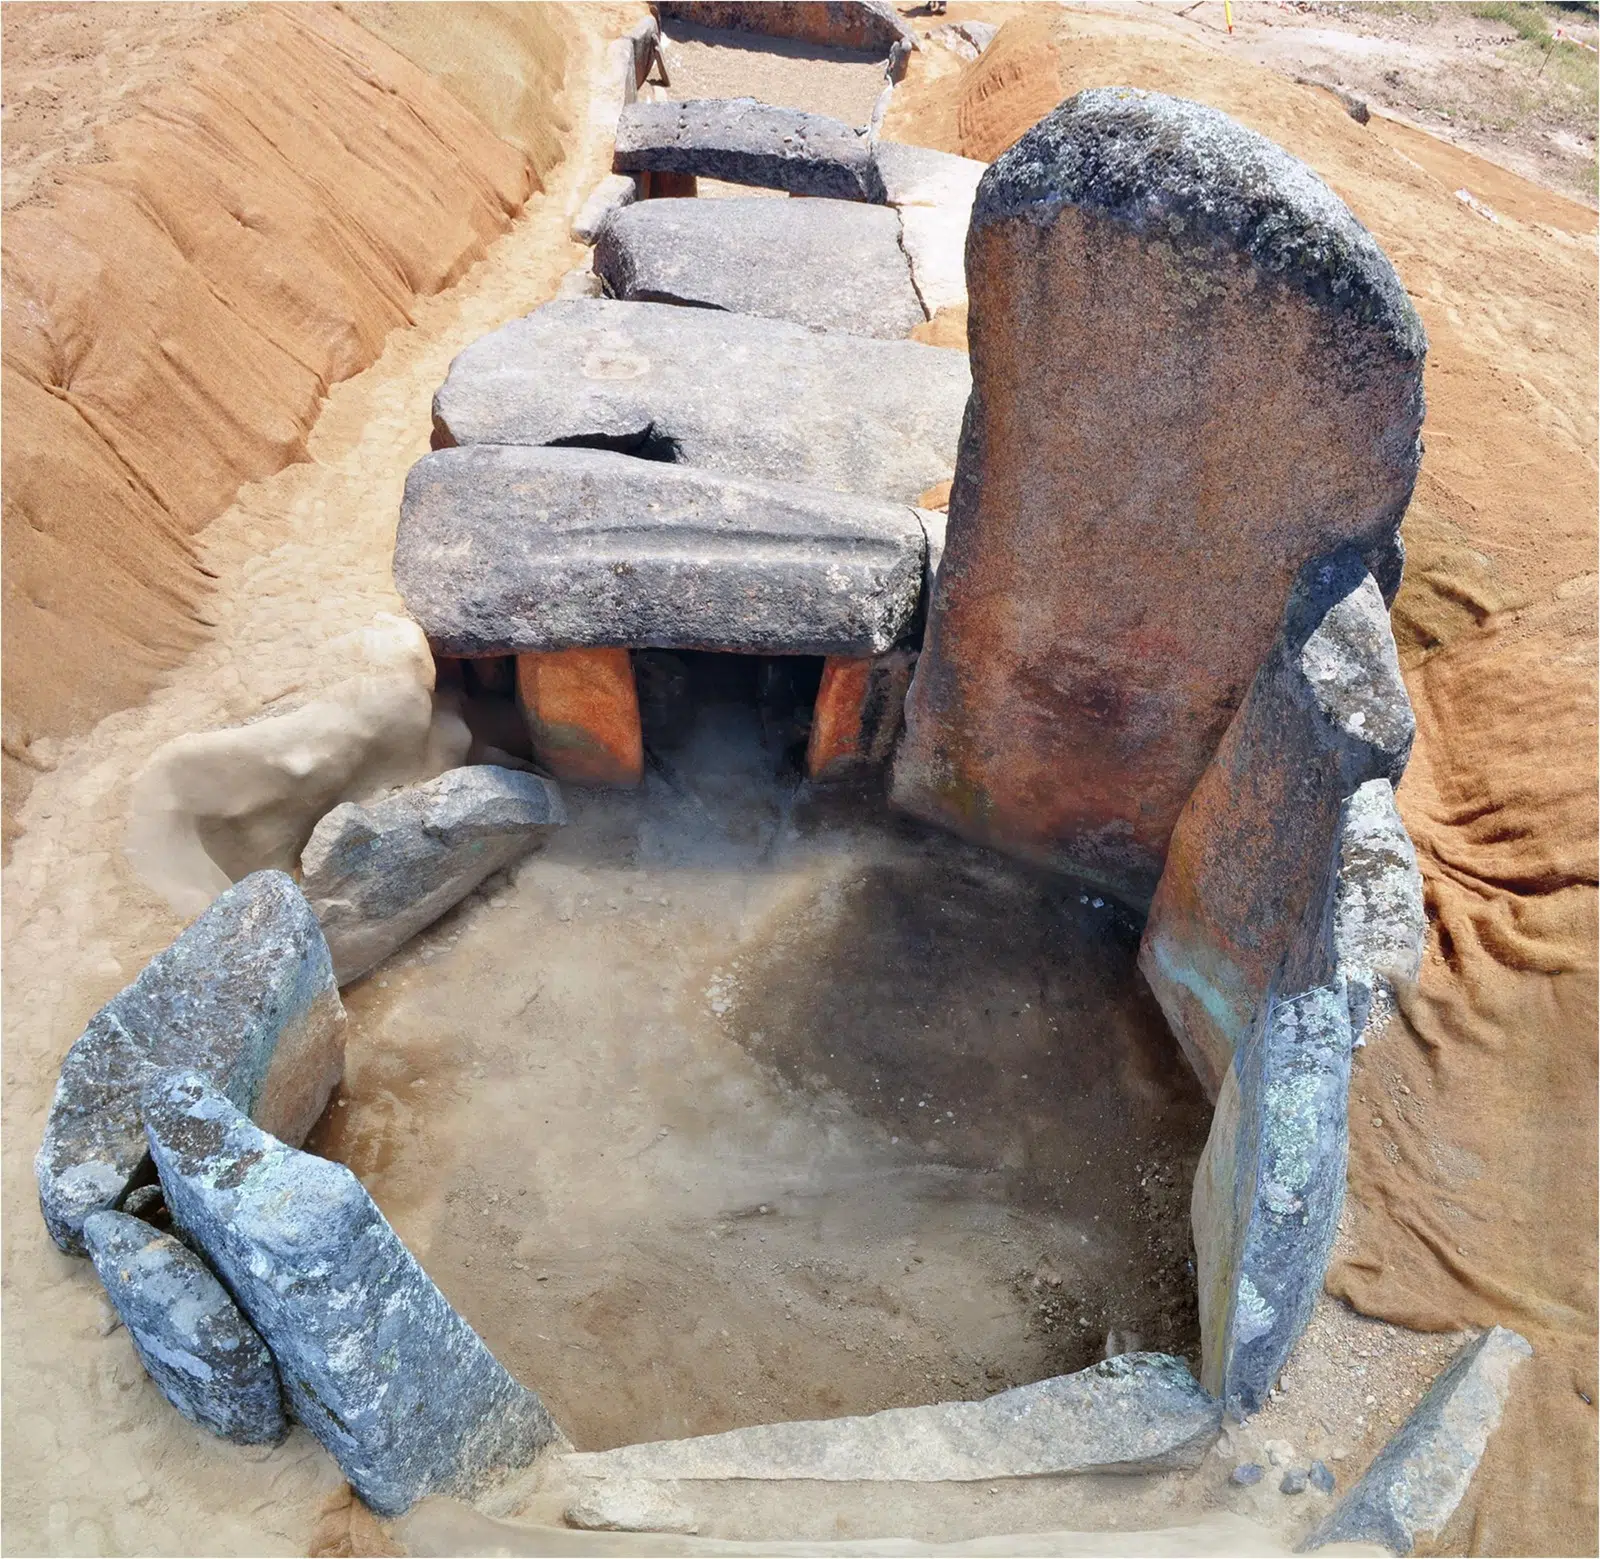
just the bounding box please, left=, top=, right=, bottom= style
left=306, top=660, right=1211, bottom=1453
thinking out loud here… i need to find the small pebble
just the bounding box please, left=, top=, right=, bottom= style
left=1230, top=1462, right=1264, bottom=1486
left=1264, top=1439, right=1293, bottom=1468
left=1309, top=1460, right=1336, bottom=1494
left=1281, top=1469, right=1308, bottom=1495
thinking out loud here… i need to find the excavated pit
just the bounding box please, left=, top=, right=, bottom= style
left=307, top=659, right=1211, bottom=1453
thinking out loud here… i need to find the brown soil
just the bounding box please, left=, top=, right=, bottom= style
left=0, top=3, right=567, bottom=855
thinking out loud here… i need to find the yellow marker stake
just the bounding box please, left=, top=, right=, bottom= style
left=1224, top=0, right=1234, bottom=32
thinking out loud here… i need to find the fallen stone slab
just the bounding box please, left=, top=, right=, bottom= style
left=430, top=299, right=969, bottom=506
left=659, top=2, right=917, bottom=55
left=572, top=172, right=639, bottom=245
left=594, top=198, right=925, bottom=338
left=83, top=1209, right=287, bottom=1446
left=561, top=1354, right=1220, bottom=1481
left=566, top=1480, right=700, bottom=1535
left=1301, top=1327, right=1533, bottom=1554
left=143, top=1069, right=563, bottom=1517
left=36, top=870, right=345, bottom=1255
left=300, top=765, right=567, bottom=985
left=893, top=89, right=1425, bottom=902
left=874, top=142, right=987, bottom=210
left=1139, top=554, right=1416, bottom=1098
left=1191, top=982, right=1353, bottom=1419
left=614, top=99, right=886, bottom=203
left=396, top=445, right=926, bottom=659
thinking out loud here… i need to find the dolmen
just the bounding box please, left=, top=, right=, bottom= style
left=416, top=298, right=964, bottom=785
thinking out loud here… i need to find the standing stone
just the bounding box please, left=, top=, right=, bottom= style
left=805, top=652, right=916, bottom=780
left=517, top=649, right=645, bottom=789
left=1191, top=982, right=1352, bottom=1419
left=36, top=870, right=345, bottom=1255
left=561, top=1354, right=1221, bottom=1481
left=892, top=88, right=1426, bottom=902
left=1138, top=553, right=1416, bottom=1099
left=614, top=100, right=886, bottom=203
left=1302, top=1328, right=1533, bottom=1554
left=300, top=766, right=567, bottom=986
left=594, top=198, right=926, bottom=339
left=82, top=1210, right=286, bottom=1446
left=143, top=1070, right=563, bottom=1517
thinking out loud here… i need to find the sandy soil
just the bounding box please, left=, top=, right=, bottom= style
left=655, top=19, right=891, bottom=125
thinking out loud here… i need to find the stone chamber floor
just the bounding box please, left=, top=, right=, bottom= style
left=308, top=661, right=1213, bottom=1454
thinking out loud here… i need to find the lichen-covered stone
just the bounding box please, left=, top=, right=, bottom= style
left=614, top=99, right=886, bottom=202
left=659, top=1, right=916, bottom=55
left=1139, top=553, right=1416, bottom=1098
left=1302, top=1327, right=1533, bottom=1554
left=893, top=89, right=1425, bottom=900
left=594, top=198, right=925, bottom=338
left=430, top=299, right=969, bottom=507
left=83, top=1210, right=286, bottom=1445
left=1333, top=778, right=1425, bottom=1043
left=300, top=766, right=567, bottom=986
left=143, top=1070, right=562, bottom=1517
left=396, top=445, right=927, bottom=658
left=1191, top=983, right=1353, bottom=1419
left=36, top=870, right=345, bottom=1254
left=561, top=1354, right=1220, bottom=1481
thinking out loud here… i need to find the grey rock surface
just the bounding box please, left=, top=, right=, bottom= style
left=893, top=89, right=1424, bottom=901
left=83, top=1210, right=286, bottom=1445
left=871, top=142, right=986, bottom=315
left=1309, top=1460, right=1336, bottom=1494
left=143, top=1070, right=563, bottom=1517
left=1231, top=1462, right=1265, bottom=1487
left=873, top=142, right=987, bottom=209
left=594, top=198, right=925, bottom=338
left=614, top=99, right=886, bottom=202
left=658, top=1, right=916, bottom=54
left=566, top=1480, right=700, bottom=1535
left=1192, top=983, right=1353, bottom=1420
left=1333, top=778, right=1425, bottom=1043
left=1302, top=1327, right=1533, bottom=1553
left=1281, top=1469, right=1308, bottom=1495
left=562, top=1354, right=1221, bottom=1481
left=431, top=299, right=969, bottom=506
left=36, top=870, right=345, bottom=1255
left=1140, top=553, right=1416, bottom=1099
left=398, top=447, right=927, bottom=659
left=301, top=766, right=567, bottom=986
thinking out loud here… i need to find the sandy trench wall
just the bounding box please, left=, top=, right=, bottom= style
left=0, top=2, right=579, bottom=853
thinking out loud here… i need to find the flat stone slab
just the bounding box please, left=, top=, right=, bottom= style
left=614, top=99, right=886, bottom=202
left=874, top=141, right=986, bottom=314
left=144, top=1069, right=563, bottom=1517
left=561, top=1354, right=1220, bottom=1481
left=566, top=1480, right=700, bottom=1535
left=431, top=299, right=969, bottom=506
left=594, top=198, right=925, bottom=339
left=301, top=766, right=567, bottom=986
left=83, top=1209, right=286, bottom=1445
left=1302, top=1327, right=1533, bottom=1553
left=36, top=870, right=345, bottom=1255
left=398, top=446, right=927, bottom=658
left=659, top=2, right=916, bottom=54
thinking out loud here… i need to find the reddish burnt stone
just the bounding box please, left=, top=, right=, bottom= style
left=516, top=648, right=643, bottom=788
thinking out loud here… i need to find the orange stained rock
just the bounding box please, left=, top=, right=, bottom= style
left=806, top=652, right=916, bottom=781
left=515, top=649, right=643, bottom=788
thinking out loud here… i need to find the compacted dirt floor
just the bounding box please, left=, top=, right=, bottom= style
left=309, top=670, right=1210, bottom=1454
